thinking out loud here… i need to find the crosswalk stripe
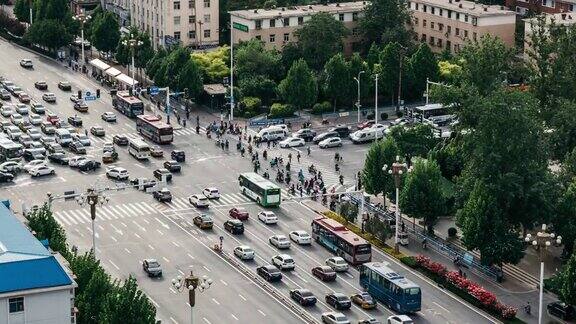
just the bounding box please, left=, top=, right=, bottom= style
left=140, top=202, right=157, bottom=214
left=68, top=210, right=86, bottom=223
left=55, top=211, right=71, bottom=226
left=101, top=206, right=118, bottom=219
left=118, top=204, right=138, bottom=217
left=97, top=208, right=112, bottom=220
left=226, top=194, right=240, bottom=203
left=107, top=205, right=124, bottom=218
left=218, top=195, right=234, bottom=204
left=172, top=198, right=189, bottom=209
left=129, top=203, right=148, bottom=215
left=59, top=211, right=77, bottom=225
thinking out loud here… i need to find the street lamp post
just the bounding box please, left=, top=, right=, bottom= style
left=374, top=73, right=379, bottom=124
left=397, top=47, right=406, bottom=113
left=73, top=11, right=91, bottom=69
left=172, top=271, right=213, bottom=324
left=354, top=70, right=365, bottom=123
left=525, top=224, right=562, bottom=324
left=122, top=35, right=144, bottom=92
left=74, top=188, right=109, bottom=259
left=229, top=22, right=235, bottom=121
left=383, top=156, right=410, bottom=253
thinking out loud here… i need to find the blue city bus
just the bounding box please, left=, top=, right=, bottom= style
left=112, top=90, right=144, bottom=118
left=359, top=262, right=421, bottom=313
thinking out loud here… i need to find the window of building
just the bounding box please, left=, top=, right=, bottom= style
left=189, top=0, right=195, bottom=8
left=352, top=12, right=358, bottom=21
left=174, top=16, right=180, bottom=25
left=431, top=21, right=435, bottom=29
left=298, top=17, right=304, bottom=25
left=429, top=36, right=435, bottom=45
left=270, top=34, right=275, bottom=42
left=447, top=25, right=451, bottom=34
left=415, top=3, right=419, bottom=10
left=464, top=30, right=468, bottom=38
left=439, top=8, right=443, bottom=16
left=255, top=35, right=261, bottom=40
left=431, top=7, right=435, bottom=14
left=569, top=4, right=574, bottom=11
left=473, top=32, right=477, bottom=40
left=174, top=1, right=180, bottom=9
left=439, top=23, right=443, bottom=31
left=464, top=15, right=469, bottom=22
left=542, top=0, right=555, bottom=7
left=423, top=5, right=427, bottom=12
left=284, top=33, right=289, bottom=42
left=189, top=15, right=195, bottom=24
left=188, top=30, right=196, bottom=38
left=203, top=0, right=210, bottom=8
left=9, top=297, right=24, bottom=313
left=472, top=17, right=477, bottom=25
left=448, top=10, right=452, bottom=18
left=423, top=19, right=427, bottom=27
left=456, top=13, right=460, bottom=20
left=270, top=19, right=276, bottom=28
left=455, top=27, right=460, bottom=36
left=174, top=31, right=181, bottom=40
left=204, top=29, right=211, bottom=38
left=437, top=38, right=442, bottom=47
left=446, top=40, right=451, bottom=50
left=255, top=19, right=262, bottom=29
left=352, top=28, right=360, bottom=36
left=421, top=34, right=427, bottom=41
left=204, top=14, right=210, bottom=23
left=414, top=17, right=419, bottom=25
left=339, top=13, right=345, bottom=21
left=283, top=18, right=289, bottom=26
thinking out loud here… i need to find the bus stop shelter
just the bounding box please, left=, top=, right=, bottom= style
left=202, top=84, right=226, bottom=110
left=115, top=73, right=139, bottom=90
left=89, top=59, right=109, bottom=78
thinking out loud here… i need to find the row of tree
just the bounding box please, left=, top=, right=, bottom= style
left=26, top=204, right=157, bottom=324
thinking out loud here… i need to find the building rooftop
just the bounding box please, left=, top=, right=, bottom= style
left=230, top=1, right=368, bottom=20
left=412, top=0, right=516, bottom=17
left=0, top=203, right=73, bottom=294
left=524, top=12, right=576, bottom=27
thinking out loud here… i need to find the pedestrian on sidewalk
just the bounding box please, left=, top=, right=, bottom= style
left=297, top=152, right=301, bottom=163
left=267, top=141, right=271, bottom=149
left=307, top=146, right=311, bottom=156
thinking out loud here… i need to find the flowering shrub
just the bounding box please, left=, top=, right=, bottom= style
left=415, top=255, right=517, bottom=320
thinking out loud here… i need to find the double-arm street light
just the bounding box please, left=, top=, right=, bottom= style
left=73, top=11, right=91, bottom=68
left=383, top=156, right=410, bottom=253
left=354, top=71, right=365, bottom=123
left=74, top=188, right=109, bottom=259
left=122, top=35, right=144, bottom=92
left=172, top=271, right=213, bottom=324
left=525, top=224, right=562, bottom=324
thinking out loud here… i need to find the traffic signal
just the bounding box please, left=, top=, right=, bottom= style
left=96, top=89, right=100, bottom=98
left=77, top=90, right=82, bottom=99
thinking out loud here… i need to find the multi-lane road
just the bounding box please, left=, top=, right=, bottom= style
left=0, top=37, right=498, bottom=324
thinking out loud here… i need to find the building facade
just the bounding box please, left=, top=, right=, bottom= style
left=408, top=0, right=517, bottom=54
left=131, top=0, right=220, bottom=49
left=0, top=203, right=77, bottom=324
left=229, top=2, right=366, bottom=55
left=505, top=0, right=575, bottom=16
left=523, top=12, right=576, bottom=60
left=105, top=0, right=131, bottom=26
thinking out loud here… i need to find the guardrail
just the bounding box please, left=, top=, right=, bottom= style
left=344, top=193, right=503, bottom=282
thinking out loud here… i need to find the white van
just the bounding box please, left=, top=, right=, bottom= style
left=350, top=127, right=385, bottom=144
left=55, top=129, right=72, bottom=147
left=128, top=138, right=151, bottom=160
left=257, top=126, right=287, bottom=142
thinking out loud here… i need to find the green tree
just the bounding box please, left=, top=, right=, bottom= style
left=164, top=46, right=191, bottom=90
left=366, top=43, right=380, bottom=69
left=378, top=42, right=402, bottom=101
left=400, top=158, right=446, bottom=233
left=177, top=59, right=204, bottom=99
left=388, top=124, right=438, bottom=161
left=76, top=266, right=113, bottom=324
left=280, top=42, right=302, bottom=74
left=554, top=181, right=576, bottom=257
left=560, top=243, right=576, bottom=305
left=25, top=203, right=69, bottom=257
left=405, top=44, right=439, bottom=101
left=340, top=202, right=359, bottom=223
left=560, top=147, right=576, bottom=186
left=238, top=75, right=277, bottom=105
left=348, top=53, right=371, bottom=101
left=191, top=46, right=230, bottom=83
left=102, top=276, right=156, bottom=324
left=24, top=19, right=72, bottom=52
left=115, top=28, right=154, bottom=71
left=13, top=0, right=30, bottom=23
left=294, top=12, right=348, bottom=70
left=68, top=252, right=100, bottom=298
left=145, top=48, right=167, bottom=81
left=43, top=0, right=68, bottom=21
left=235, top=39, right=282, bottom=80
left=323, top=53, right=351, bottom=109
left=359, top=0, right=412, bottom=48
left=362, top=137, right=399, bottom=203
left=548, top=99, right=576, bottom=160
left=429, top=138, right=465, bottom=181
left=91, top=12, right=120, bottom=54
left=278, top=59, right=317, bottom=110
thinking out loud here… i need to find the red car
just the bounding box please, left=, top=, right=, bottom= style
left=357, top=120, right=375, bottom=130
left=229, top=207, right=249, bottom=221
left=312, top=266, right=337, bottom=281
left=47, top=113, right=60, bottom=125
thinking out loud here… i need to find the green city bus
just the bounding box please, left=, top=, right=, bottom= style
left=238, top=172, right=281, bottom=207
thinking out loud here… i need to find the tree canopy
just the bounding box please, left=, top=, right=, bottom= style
left=90, top=12, right=120, bottom=53
left=278, top=59, right=317, bottom=110
left=359, top=0, right=412, bottom=49
left=362, top=137, right=399, bottom=202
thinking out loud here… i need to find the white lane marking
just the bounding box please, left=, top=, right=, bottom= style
left=162, top=257, right=170, bottom=263
left=172, top=241, right=180, bottom=247
left=169, top=287, right=176, bottom=294
left=134, top=233, right=141, bottom=239
left=110, top=236, right=117, bottom=242
left=124, top=248, right=131, bottom=254
left=238, top=294, right=246, bottom=301
left=203, top=318, right=211, bottom=324
left=220, top=279, right=228, bottom=286
left=231, top=314, right=239, bottom=321
left=148, top=244, right=155, bottom=250
left=157, top=229, right=164, bottom=235
left=202, top=265, right=211, bottom=272
left=148, top=296, right=159, bottom=308
left=433, top=301, right=451, bottom=313
left=178, top=269, right=185, bottom=276
left=187, top=253, right=195, bottom=259
left=257, top=309, right=266, bottom=316
left=345, top=273, right=354, bottom=279
left=170, top=317, right=178, bottom=324
left=211, top=298, right=220, bottom=305
left=109, top=260, right=120, bottom=270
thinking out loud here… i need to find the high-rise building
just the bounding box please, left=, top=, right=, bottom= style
left=131, top=0, right=220, bottom=49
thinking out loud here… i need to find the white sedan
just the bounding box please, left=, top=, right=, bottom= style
left=325, top=256, right=349, bottom=272
left=202, top=187, right=220, bottom=199
left=69, top=156, right=91, bottom=167
left=70, top=94, right=79, bottom=103
left=319, top=137, right=342, bottom=149
left=101, top=111, right=117, bottom=122
left=29, top=165, right=55, bottom=177
left=28, top=114, right=42, bottom=125
left=279, top=137, right=305, bottom=148
left=258, top=211, right=278, bottom=224
left=189, top=194, right=209, bottom=208
left=24, top=160, right=46, bottom=172
left=289, top=230, right=312, bottom=245
left=233, top=245, right=255, bottom=260
left=106, top=167, right=129, bottom=180
left=269, top=234, right=291, bottom=249
left=386, top=315, right=414, bottom=324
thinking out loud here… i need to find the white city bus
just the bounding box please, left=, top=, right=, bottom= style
left=128, top=138, right=150, bottom=160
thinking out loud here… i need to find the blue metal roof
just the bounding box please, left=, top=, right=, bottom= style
left=0, top=202, right=73, bottom=293
left=364, top=262, right=419, bottom=289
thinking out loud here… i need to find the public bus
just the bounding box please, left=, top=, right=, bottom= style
left=0, top=139, right=23, bottom=162
left=128, top=138, right=151, bottom=160
left=238, top=172, right=281, bottom=207
left=135, top=115, right=174, bottom=144
left=112, top=90, right=144, bottom=118
left=311, top=216, right=372, bottom=265
left=412, top=103, right=448, bottom=119
left=359, top=262, right=422, bottom=313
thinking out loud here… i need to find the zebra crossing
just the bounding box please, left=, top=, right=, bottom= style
left=54, top=202, right=158, bottom=226
left=157, top=190, right=293, bottom=211
left=90, top=132, right=142, bottom=144
left=173, top=126, right=206, bottom=137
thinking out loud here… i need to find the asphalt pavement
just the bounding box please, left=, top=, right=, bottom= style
left=0, top=37, right=500, bottom=324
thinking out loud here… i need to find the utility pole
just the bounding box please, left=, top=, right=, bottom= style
left=383, top=156, right=410, bottom=254
left=122, top=35, right=143, bottom=92
left=172, top=271, right=213, bottom=324
left=354, top=70, right=365, bottom=123
left=397, top=48, right=406, bottom=113
left=374, top=74, right=379, bottom=124
left=73, top=11, right=91, bottom=69
left=229, top=22, right=235, bottom=121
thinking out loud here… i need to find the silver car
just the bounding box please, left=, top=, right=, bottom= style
left=269, top=234, right=291, bottom=249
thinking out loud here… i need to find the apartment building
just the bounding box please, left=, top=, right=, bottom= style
left=105, top=0, right=131, bottom=26
left=524, top=12, right=576, bottom=60
left=506, top=0, right=575, bottom=16
left=70, top=0, right=100, bottom=13
left=229, top=2, right=366, bottom=55
left=0, top=203, right=77, bottom=324
left=131, top=0, right=219, bottom=49
left=409, top=0, right=516, bottom=54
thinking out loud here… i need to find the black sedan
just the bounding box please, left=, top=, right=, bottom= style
left=257, top=265, right=282, bottom=282
left=0, top=171, right=14, bottom=183
left=313, top=131, right=339, bottom=144
left=68, top=116, right=83, bottom=127
left=48, top=153, right=70, bottom=165
left=325, top=293, right=351, bottom=310
left=171, top=150, right=185, bottom=162
left=163, top=160, right=181, bottom=173
left=57, top=81, right=71, bottom=91
left=113, top=134, right=128, bottom=146
left=34, top=81, right=48, bottom=90
left=290, top=289, right=317, bottom=306
left=78, top=160, right=101, bottom=171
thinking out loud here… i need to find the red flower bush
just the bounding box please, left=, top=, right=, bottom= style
left=415, top=255, right=517, bottom=320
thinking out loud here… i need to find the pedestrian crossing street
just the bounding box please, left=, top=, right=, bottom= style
left=54, top=201, right=158, bottom=226
left=173, top=126, right=206, bottom=137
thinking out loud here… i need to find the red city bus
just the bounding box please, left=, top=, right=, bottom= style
left=311, top=216, right=372, bottom=265
left=135, top=115, right=173, bottom=144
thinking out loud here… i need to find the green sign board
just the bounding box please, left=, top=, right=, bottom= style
left=233, top=22, right=249, bottom=32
